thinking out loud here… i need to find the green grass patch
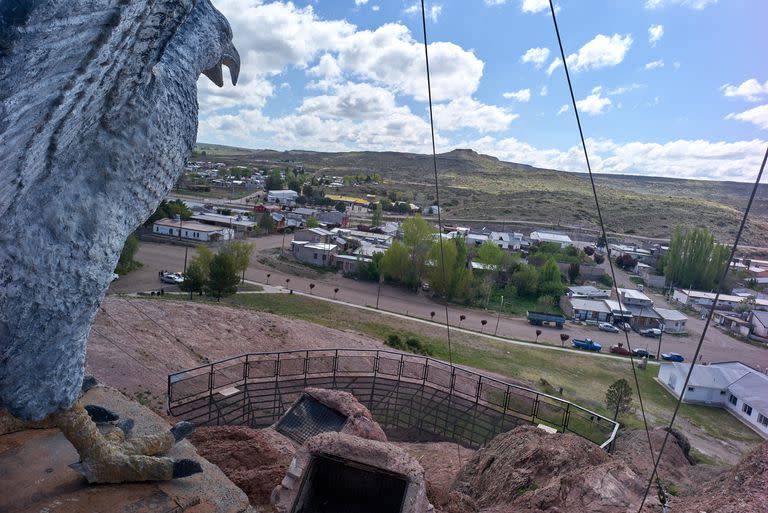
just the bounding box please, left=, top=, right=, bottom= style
left=629, top=277, right=645, bottom=285
left=237, top=282, right=264, bottom=292
left=193, top=293, right=762, bottom=447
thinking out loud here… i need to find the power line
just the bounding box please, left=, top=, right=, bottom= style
left=546, top=0, right=658, bottom=473
left=637, top=145, right=768, bottom=511
left=419, top=0, right=454, bottom=369
left=92, top=326, right=153, bottom=373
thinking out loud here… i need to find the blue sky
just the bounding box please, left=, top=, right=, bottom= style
left=199, top=0, right=768, bottom=181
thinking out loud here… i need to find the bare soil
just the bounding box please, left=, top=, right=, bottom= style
left=85, top=296, right=383, bottom=409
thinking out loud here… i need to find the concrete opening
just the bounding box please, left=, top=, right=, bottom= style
left=292, top=454, right=407, bottom=513
left=276, top=394, right=347, bottom=444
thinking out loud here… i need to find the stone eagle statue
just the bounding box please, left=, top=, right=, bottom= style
left=0, top=0, right=239, bottom=481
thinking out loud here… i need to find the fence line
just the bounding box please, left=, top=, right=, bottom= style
left=168, top=348, right=619, bottom=450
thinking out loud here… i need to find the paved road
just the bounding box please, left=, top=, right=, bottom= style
left=110, top=240, right=768, bottom=370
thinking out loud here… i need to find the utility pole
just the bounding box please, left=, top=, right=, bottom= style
left=656, top=323, right=665, bottom=360
left=494, top=296, right=504, bottom=336
left=376, top=274, right=383, bottom=309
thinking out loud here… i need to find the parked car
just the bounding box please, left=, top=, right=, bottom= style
left=160, top=272, right=184, bottom=285
left=617, top=322, right=632, bottom=332
left=572, top=338, right=602, bottom=352
left=598, top=322, right=620, bottom=333
left=661, top=352, right=685, bottom=362
left=639, top=328, right=662, bottom=338
left=609, top=343, right=632, bottom=356
left=632, top=348, right=656, bottom=359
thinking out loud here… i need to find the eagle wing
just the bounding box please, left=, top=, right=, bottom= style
left=0, top=0, right=195, bottom=218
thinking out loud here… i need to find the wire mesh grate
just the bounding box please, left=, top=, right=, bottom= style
left=276, top=394, right=348, bottom=444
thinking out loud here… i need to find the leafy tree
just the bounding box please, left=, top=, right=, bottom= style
left=144, top=199, right=191, bottom=226
left=665, top=226, right=730, bottom=291
left=510, top=265, right=540, bottom=298
left=258, top=213, right=275, bottom=234
left=539, top=258, right=561, bottom=283
left=402, top=215, right=435, bottom=287
left=306, top=216, right=320, bottom=228
left=426, top=239, right=472, bottom=300
left=615, top=253, right=638, bottom=270
left=381, top=240, right=411, bottom=283
left=206, top=252, right=240, bottom=299
left=598, top=273, right=614, bottom=287
left=302, top=183, right=314, bottom=198
left=593, top=253, right=605, bottom=264
left=734, top=296, right=756, bottom=314
left=335, top=201, right=347, bottom=213
left=584, top=246, right=595, bottom=256
left=180, top=259, right=207, bottom=295
left=475, top=240, right=504, bottom=268
left=536, top=295, right=556, bottom=312
left=371, top=202, right=383, bottom=228
left=605, top=378, right=634, bottom=419
left=265, top=169, right=284, bottom=191
left=220, top=241, right=254, bottom=283
left=286, top=174, right=302, bottom=193
left=567, top=262, right=580, bottom=283
left=355, top=252, right=383, bottom=281
left=115, top=234, right=140, bottom=275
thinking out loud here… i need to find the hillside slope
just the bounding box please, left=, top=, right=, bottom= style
left=194, top=144, right=768, bottom=246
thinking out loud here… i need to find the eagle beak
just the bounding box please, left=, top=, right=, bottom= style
left=203, top=42, right=240, bottom=87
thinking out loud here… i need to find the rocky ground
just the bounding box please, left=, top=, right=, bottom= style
left=187, top=422, right=766, bottom=513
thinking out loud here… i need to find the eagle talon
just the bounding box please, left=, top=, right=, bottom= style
left=84, top=405, right=119, bottom=424
left=170, top=421, right=195, bottom=442
left=172, top=459, right=202, bottom=479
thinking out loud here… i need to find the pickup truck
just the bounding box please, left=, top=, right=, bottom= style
left=527, top=311, right=566, bottom=329
left=572, top=338, right=602, bottom=352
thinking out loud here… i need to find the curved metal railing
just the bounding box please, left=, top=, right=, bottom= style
left=167, top=348, right=619, bottom=450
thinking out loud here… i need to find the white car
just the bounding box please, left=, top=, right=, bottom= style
left=598, top=322, right=620, bottom=333
left=160, top=273, right=184, bottom=285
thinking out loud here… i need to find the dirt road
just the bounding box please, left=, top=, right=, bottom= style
left=110, top=241, right=768, bottom=369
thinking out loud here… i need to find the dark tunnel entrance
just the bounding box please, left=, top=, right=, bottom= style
left=291, top=454, right=408, bottom=513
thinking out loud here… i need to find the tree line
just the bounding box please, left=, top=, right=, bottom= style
left=355, top=216, right=570, bottom=311
left=180, top=242, right=253, bottom=299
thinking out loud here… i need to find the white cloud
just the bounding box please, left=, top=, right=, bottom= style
left=354, top=0, right=368, bottom=5
left=540, top=85, right=548, bottom=96
left=372, top=5, right=380, bottom=11
left=521, top=47, right=551, bottom=68
left=565, top=34, right=633, bottom=72
left=503, top=88, right=531, bottom=102
left=607, top=83, right=642, bottom=96
left=432, top=97, right=518, bottom=132
left=557, top=104, right=569, bottom=115
left=645, top=0, right=718, bottom=9
left=429, top=4, right=443, bottom=22
left=726, top=104, right=768, bottom=130
left=576, top=91, right=611, bottom=115
left=673, top=61, right=681, bottom=70
left=645, top=59, right=665, bottom=70
left=648, top=24, right=664, bottom=46
left=722, top=79, right=768, bottom=102
left=483, top=0, right=508, bottom=5
left=546, top=58, right=562, bottom=76
left=335, top=23, right=484, bottom=102
left=459, top=136, right=766, bottom=181
left=521, top=0, right=549, bottom=13
left=404, top=2, right=441, bottom=22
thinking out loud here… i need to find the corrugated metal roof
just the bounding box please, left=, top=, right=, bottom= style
left=654, top=308, right=688, bottom=321
left=728, top=372, right=768, bottom=414
left=670, top=362, right=753, bottom=389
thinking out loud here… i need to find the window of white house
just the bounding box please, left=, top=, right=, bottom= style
left=742, top=403, right=753, bottom=416
left=729, top=394, right=738, bottom=406
left=758, top=413, right=768, bottom=427
left=687, top=387, right=695, bottom=392
left=313, top=253, right=318, bottom=260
